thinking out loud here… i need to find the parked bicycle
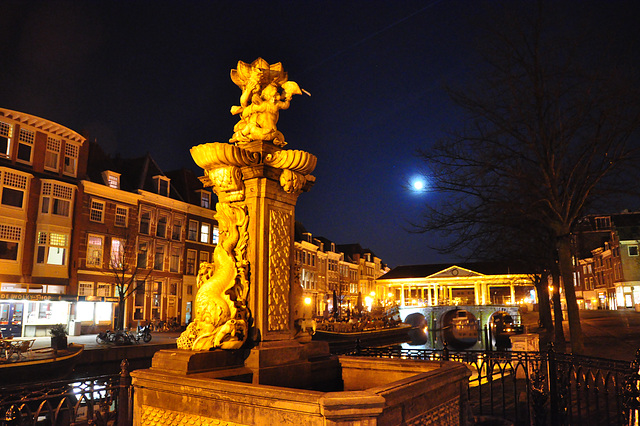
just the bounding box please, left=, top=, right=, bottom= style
left=96, top=325, right=152, bottom=345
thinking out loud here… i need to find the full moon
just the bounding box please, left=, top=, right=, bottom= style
left=412, top=179, right=426, bottom=191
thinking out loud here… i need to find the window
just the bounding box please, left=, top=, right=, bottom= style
left=0, top=224, right=21, bottom=261
left=156, top=214, right=168, bottom=238
left=1, top=169, right=28, bottom=209
left=137, top=241, right=148, bottom=268
left=96, top=283, right=112, bottom=297
left=200, top=191, right=211, bottom=208
left=188, top=220, right=198, bottom=241
left=199, top=251, right=209, bottom=266
left=89, top=199, right=105, bottom=222
left=152, top=281, right=162, bottom=319
left=102, top=171, right=120, bottom=189
left=36, top=231, right=68, bottom=266
left=45, top=137, right=61, bottom=171
left=139, top=210, right=151, bottom=234
left=134, top=280, right=145, bottom=320
left=86, top=234, right=104, bottom=267
left=594, top=216, right=611, bottom=230
left=153, top=176, right=170, bottom=196
left=172, top=217, right=183, bottom=240
left=0, top=121, right=13, bottom=158
left=110, top=238, right=124, bottom=268
left=41, top=182, right=73, bottom=217
left=186, top=249, right=197, bottom=275
left=212, top=226, right=219, bottom=245
left=200, top=223, right=210, bottom=244
left=115, top=206, right=128, bottom=227
left=154, top=244, right=165, bottom=270
left=629, top=245, right=639, bottom=257
left=170, top=246, right=181, bottom=272
left=78, top=282, right=94, bottom=297
left=16, top=128, right=34, bottom=164
left=63, top=143, right=79, bottom=176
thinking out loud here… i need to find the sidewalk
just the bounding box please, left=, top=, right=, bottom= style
left=30, top=332, right=180, bottom=351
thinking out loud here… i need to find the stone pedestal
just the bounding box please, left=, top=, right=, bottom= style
left=132, top=355, right=471, bottom=426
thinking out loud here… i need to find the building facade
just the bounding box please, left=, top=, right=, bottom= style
left=0, top=108, right=88, bottom=337
left=573, top=212, right=640, bottom=310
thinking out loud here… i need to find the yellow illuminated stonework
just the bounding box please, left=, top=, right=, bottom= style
left=178, top=59, right=316, bottom=350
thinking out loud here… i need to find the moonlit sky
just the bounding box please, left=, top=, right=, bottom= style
left=0, top=1, right=636, bottom=267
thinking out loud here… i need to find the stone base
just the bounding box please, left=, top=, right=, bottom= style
left=131, top=355, right=472, bottom=426
left=149, top=340, right=339, bottom=390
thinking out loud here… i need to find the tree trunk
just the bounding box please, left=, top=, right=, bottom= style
left=551, top=272, right=565, bottom=348
left=557, top=236, right=584, bottom=354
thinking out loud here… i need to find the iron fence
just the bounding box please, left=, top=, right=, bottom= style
left=350, top=343, right=636, bottom=426
left=0, top=360, right=131, bottom=425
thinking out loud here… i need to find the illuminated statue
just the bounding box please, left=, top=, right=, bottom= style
left=177, top=203, right=250, bottom=350
left=178, top=60, right=317, bottom=352
left=229, top=58, right=306, bottom=147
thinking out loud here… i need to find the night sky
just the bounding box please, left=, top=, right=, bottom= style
left=0, top=1, right=636, bottom=267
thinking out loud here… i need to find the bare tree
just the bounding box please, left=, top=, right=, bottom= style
left=416, top=1, right=640, bottom=354
left=104, top=227, right=152, bottom=331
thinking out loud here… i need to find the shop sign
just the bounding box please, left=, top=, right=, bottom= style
left=0, top=293, right=63, bottom=301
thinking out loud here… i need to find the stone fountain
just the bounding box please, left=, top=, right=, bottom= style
left=130, top=58, right=471, bottom=425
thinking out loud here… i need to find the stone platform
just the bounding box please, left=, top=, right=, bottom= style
left=131, top=341, right=471, bottom=425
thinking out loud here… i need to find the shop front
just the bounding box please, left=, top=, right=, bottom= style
left=0, top=293, right=74, bottom=337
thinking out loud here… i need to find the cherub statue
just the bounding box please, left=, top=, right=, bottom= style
left=229, top=58, right=307, bottom=146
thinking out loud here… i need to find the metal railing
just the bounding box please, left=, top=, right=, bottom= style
left=0, top=360, right=131, bottom=425
left=349, top=343, right=636, bottom=426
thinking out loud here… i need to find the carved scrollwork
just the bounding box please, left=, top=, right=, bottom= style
left=264, top=149, right=317, bottom=175
left=190, top=142, right=261, bottom=170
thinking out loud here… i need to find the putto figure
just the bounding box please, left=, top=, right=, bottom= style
left=229, top=58, right=307, bottom=147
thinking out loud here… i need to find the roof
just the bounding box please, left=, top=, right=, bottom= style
left=378, top=262, right=534, bottom=281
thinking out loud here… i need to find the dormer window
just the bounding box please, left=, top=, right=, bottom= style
left=199, top=190, right=211, bottom=208
left=102, top=171, right=121, bottom=189
left=153, top=175, right=170, bottom=197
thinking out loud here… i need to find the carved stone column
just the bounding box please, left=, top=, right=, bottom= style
left=238, top=140, right=315, bottom=342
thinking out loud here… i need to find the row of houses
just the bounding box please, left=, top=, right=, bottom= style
left=0, top=107, right=391, bottom=338
left=0, top=108, right=223, bottom=337
left=294, top=224, right=390, bottom=318
left=573, top=211, right=640, bottom=310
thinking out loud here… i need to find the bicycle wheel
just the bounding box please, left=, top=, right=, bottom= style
left=143, top=333, right=152, bottom=343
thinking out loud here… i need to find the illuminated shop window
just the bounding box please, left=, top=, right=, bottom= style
left=17, top=128, right=34, bottom=164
